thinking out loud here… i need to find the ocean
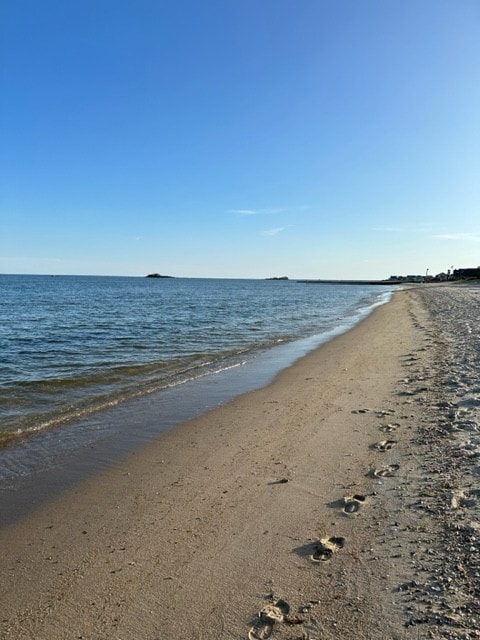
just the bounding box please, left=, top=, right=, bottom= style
left=0, top=275, right=392, bottom=488
left=1, top=275, right=393, bottom=448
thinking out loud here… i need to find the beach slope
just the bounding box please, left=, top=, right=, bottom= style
left=2, top=286, right=479, bottom=639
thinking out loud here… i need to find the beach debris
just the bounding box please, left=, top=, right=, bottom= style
left=352, top=408, right=372, bottom=414
left=379, top=286, right=480, bottom=633
left=454, top=419, right=479, bottom=432
left=343, top=494, right=367, bottom=515
left=311, top=535, right=346, bottom=562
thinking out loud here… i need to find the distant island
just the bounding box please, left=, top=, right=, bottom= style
left=146, top=273, right=174, bottom=278
left=266, top=276, right=289, bottom=281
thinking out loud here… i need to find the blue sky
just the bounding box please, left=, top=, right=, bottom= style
left=1, top=0, right=479, bottom=278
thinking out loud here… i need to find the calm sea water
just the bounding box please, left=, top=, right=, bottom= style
left=0, top=275, right=393, bottom=445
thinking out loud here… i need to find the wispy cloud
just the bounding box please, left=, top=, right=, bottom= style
left=433, top=232, right=480, bottom=242
left=372, top=225, right=403, bottom=232
left=229, top=208, right=285, bottom=216
left=262, top=227, right=287, bottom=237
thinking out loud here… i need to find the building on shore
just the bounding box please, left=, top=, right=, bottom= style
left=387, top=267, right=479, bottom=283
left=453, top=267, right=480, bottom=279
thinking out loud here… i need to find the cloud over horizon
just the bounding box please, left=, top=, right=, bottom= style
left=262, top=227, right=287, bottom=237
left=434, top=233, right=480, bottom=242
left=229, top=208, right=285, bottom=216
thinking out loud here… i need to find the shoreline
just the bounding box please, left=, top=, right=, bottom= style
left=0, top=290, right=392, bottom=520
left=2, top=286, right=479, bottom=639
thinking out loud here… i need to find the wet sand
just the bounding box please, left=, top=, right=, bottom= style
left=1, top=284, right=479, bottom=639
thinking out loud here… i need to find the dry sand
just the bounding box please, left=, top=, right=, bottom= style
left=1, top=284, right=480, bottom=640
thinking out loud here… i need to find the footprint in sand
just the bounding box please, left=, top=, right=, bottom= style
left=311, top=536, right=346, bottom=562
left=248, top=599, right=304, bottom=639
left=376, top=409, right=396, bottom=417
left=248, top=622, right=273, bottom=640
left=343, top=494, right=367, bottom=515
left=372, top=464, right=400, bottom=478
left=373, top=440, right=397, bottom=451
left=450, top=488, right=480, bottom=509
left=260, top=599, right=290, bottom=623
left=379, top=423, right=400, bottom=433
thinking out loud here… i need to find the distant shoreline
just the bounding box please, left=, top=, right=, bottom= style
left=297, top=278, right=401, bottom=285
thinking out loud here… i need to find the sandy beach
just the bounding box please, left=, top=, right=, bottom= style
left=1, top=284, right=480, bottom=640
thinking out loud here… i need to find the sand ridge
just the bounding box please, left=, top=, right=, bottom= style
left=1, top=284, right=480, bottom=639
